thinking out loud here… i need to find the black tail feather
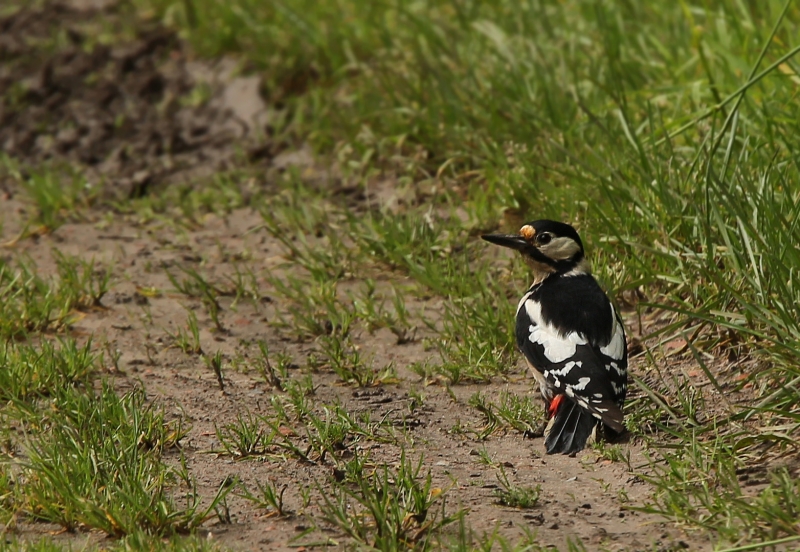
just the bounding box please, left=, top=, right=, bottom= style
left=544, top=397, right=598, bottom=455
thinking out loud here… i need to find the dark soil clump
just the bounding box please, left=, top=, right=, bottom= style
left=0, top=1, right=268, bottom=197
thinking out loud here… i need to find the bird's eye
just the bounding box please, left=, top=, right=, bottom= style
left=536, top=233, right=552, bottom=245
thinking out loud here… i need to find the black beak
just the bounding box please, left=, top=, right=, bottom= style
left=481, top=233, right=528, bottom=252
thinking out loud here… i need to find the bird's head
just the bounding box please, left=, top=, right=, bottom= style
left=481, top=220, right=590, bottom=284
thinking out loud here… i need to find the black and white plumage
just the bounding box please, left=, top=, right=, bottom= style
left=482, top=220, right=627, bottom=455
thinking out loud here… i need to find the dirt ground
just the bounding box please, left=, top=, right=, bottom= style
left=0, top=2, right=717, bottom=551
left=0, top=200, right=709, bottom=552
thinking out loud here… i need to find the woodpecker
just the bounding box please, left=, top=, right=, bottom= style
left=482, top=220, right=627, bottom=455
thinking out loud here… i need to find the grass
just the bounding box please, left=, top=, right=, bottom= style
left=1, top=156, right=96, bottom=238
left=0, top=533, right=228, bottom=552
left=0, top=339, right=228, bottom=539
left=315, top=451, right=462, bottom=551
left=469, top=391, right=543, bottom=438
left=0, top=339, right=95, bottom=402
left=213, top=410, right=279, bottom=459
left=0, top=254, right=112, bottom=339
left=167, top=309, right=203, bottom=355
left=238, top=478, right=290, bottom=518
left=124, top=532, right=232, bottom=552
left=634, top=429, right=800, bottom=544
left=0, top=250, right=230, bottom=545
left=493, top=467, right=541, bottom=510
left=19, top=385, right=200, bottom=536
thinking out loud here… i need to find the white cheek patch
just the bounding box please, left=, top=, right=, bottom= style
left=600, top=306, right=625, bottom=360
left=525, top=300, right=587, bottom=363
left=540, top=236, right=581, bottom=261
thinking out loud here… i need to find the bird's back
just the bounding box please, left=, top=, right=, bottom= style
left=526, top=274, right=615, bottom=347
left=516, top=272, right=627, bottom=446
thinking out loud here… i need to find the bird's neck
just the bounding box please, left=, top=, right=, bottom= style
left=528, top=257, right=591, bottom=287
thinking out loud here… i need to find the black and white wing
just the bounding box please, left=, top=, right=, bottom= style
left=515, top=278, right=627, bottom=431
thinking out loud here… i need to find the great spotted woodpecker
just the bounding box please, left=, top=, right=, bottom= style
left=482, top=220, right=627, bottom=455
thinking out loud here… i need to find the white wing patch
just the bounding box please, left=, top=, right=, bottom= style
left=516, top=291, right=534, bottom=315
left=600, top=305, right=625, bottom=360
left=525, top=300, right=587, bottom=363
left=544, top=360, right=582, bottom=380
left=571, top=377, right=591, bottom=391
left=605, top=361, right=625, bottom=377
